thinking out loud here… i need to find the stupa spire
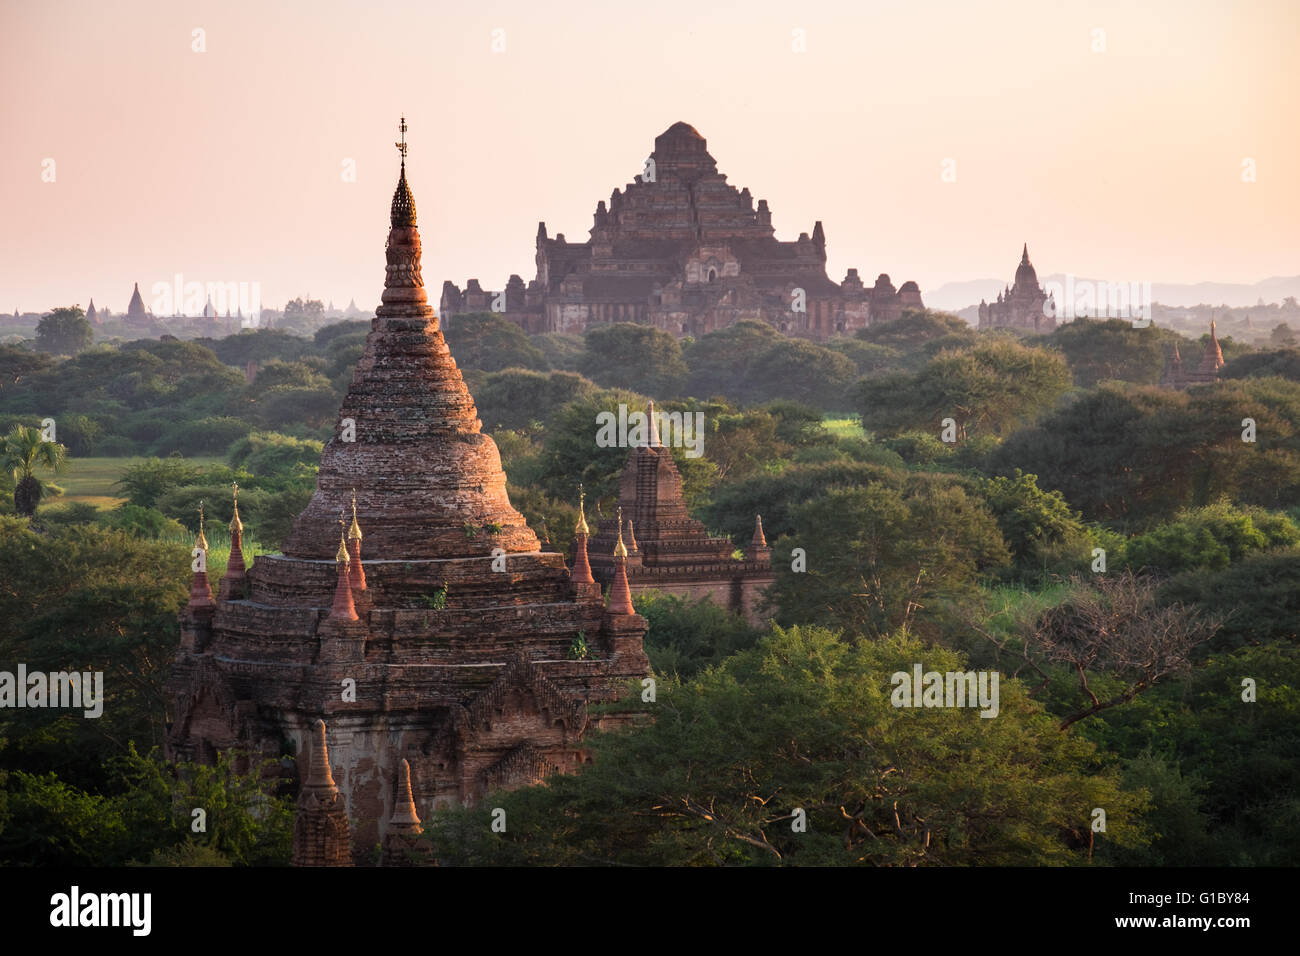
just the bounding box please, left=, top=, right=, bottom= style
left=570, top=486, right=595, bottom=584
left=291, top=719, right=352, bottom=867
left=281, top=116, right=540, bottom=561
left=347, top=489, right=366, bottom=592
left=388, top=759, right=422, bottom=831
left=220, top=482, right=247, bottom=600
left=647, top=400, right=661, bottom=447
left=606, top=507, right=635, bottom=616
left=752, top=514, right=767, bottom=549
left=304, top=719, right=338, bottom=791
left=329, top=520, right=358, bottom=622
left=1199, top=318, right=1224, bottom=372
left=187, top=500, right=215, bottom=610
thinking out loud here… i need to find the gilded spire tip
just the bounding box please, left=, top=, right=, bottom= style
left=575, top=486, right=590, bottom=535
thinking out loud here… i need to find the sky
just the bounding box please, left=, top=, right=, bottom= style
left=2, top=0, right=1297, bottom=314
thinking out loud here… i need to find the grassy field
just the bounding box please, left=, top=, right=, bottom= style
left=49, top=455, right=224, bottom=510
left=822, top=416, right=866, bottom=440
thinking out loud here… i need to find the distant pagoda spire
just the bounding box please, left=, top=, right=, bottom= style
left=188, top=501, right=215, bottom=610
left=219, top=482, right=247, bottom=600
left=570, top=486, right=595, bottom=584
left=606, top=507, right=635, bottom=616
left=752, top=514, right=767, bottom=549
left=647, top=400, right=661, bottom=447
left=346, top=489, right=366, bottom=592
left=1199, top=318, right=1225, bottom=373
left=626, top=519, right=638, bottom=553
left=127, top=281, right=148, bottom=318
left=329, top=520, right=358, bottom=622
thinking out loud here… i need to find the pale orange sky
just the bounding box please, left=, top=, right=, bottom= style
left=2, top=0, right=1297, bottom=314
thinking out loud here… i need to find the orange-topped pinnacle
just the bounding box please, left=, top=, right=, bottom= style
left=346, top=490, right=367, bottom=592
left=188, top=502, right=214, bottom=610
left=220, top=483, right=247, bottom=600
left=195, top=500, right=209, bottom=552
left=606, top=508, right=636, bottom=616
left=614, top=506, right=628, bottom=558
left=571, top=488, right=595, bottom=584
left=1199, top=318, right=1225, bottom=373
left=330, top=523, right=358, bottom=622
left=752, top=514, right=768, bottom=549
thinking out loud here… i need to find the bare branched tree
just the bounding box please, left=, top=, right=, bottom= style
left=1023, top=570, right=1220, bottom=731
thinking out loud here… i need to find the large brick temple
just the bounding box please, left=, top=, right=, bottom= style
left=165, top=122, right=651, bottom=864
left=440, top=122, right=923, bottom=340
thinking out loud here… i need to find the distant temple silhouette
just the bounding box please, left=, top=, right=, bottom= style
left=978, top=244, right=1055, bottom=333
left=1161, top=319, right=1225, bottom=388
left=441, top=122, right=923, bottom=341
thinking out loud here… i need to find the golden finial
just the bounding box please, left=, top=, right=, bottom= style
left=229, top=482, right=243, bottom=534
left=574, top=484, right=590, bottom=535
left=196, top=500, right=209, bottom=551
left=348, top=488, right=362, bottom=540
left=336, top=518, right=350, bottom=564
left=614, top=505, right=628, bottom=558
left=395, top=116, right=408, bottom=165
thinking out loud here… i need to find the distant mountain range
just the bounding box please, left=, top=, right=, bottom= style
left=927, top=275, right=1300, bottom=315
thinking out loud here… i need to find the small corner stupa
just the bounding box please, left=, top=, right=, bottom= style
left=166, top=118, right=649, bottom=863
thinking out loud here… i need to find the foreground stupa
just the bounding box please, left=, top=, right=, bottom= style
left=165, top=121, right=650, bottom=861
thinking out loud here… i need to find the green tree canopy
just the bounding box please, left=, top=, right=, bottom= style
left=443, top=312, right=548, bottom=373
left=580, top=323, right=688, bottom=398
left=35, top=307, right=94, bottom=356
left=426, top=626, right=1146, bottom=866
left=765, top=478, right=1010, bottom=636
left=854, top=338, right=1071, bottom=441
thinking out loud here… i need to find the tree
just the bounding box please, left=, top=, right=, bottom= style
left=1220, top=348, right=1300, bottom=382
left=1158, top=548, right=1300, bottom=650
left=2, top=424, right=67, bottom=516
left=992, top=379, right=1300, bottom=525
left=474, top=369, right=597, bottom=431
left=636, top=592, right=763, bottom=680
left=1023, top=572, right=1220, bottom=731
left=580, top=323, right=687, bottom=397
left=425, top=626, right=1147, bottom=866
left=34, top=307, right=94, bottom=356
left=974, top=469, right=1090, bottom=568
left=765, top=479, right=1009, bottom=636
left=443, top=312, right=548, bottom=373
left=855, top=339, right=1071, bottom=441
left=855, top=310, right=973, bottom=356
left=683, top=320, right=783, bottom=398
left=745, top=339, right=858, bottom=409
left=1270, top=323, right=1297, bottom=348
left=1043, top=318, right=1180, bottom=387
left=114, top=456, right=204, bottom=508
left=1121, top=501, right=1299, bottom=574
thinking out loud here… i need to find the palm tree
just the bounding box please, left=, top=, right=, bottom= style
left=2, top=424, right=68, bottom=518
